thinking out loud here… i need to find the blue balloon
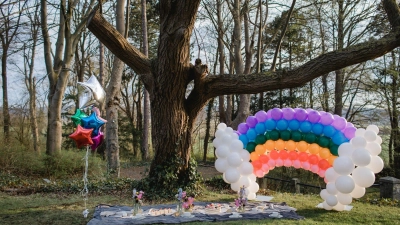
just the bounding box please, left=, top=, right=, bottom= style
left=276, top=119, right=289, bottom=130
left=255, top=122, right=266, bottom=134
left=81, top=112, right=105, bottom=136
left=264, top=119, right=277, bottom=130
left=246, top=128, right=257, bottom=141
left=288, top=119, right=300, bottom=131
left=332, top=132, right=348, bottom=145
left=299, top=121, right=312, bottom=133
left=323, top=125, right=336, bottom=137
left=312, top=123, right=324, bottom=135
left=239, top=134, right=249, bottom=147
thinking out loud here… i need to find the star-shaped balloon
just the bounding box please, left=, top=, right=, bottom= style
left=81, top=112, right=106, bottom=136
left=91, top=131, right=104, bottom=151
left=69, top=125, right=94, bottom=148
left=71, top=109, right=88, bottom=126
left=92, top=107, right=107, bottom=123
left=77, top=75, right=106, bottom=109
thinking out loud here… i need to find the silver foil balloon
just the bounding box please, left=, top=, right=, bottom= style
left=77, top=75, right=106, bottom=109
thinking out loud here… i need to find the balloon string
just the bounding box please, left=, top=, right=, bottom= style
left=82, top=146, right=89, bottom=210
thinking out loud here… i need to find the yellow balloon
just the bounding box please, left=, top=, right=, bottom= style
left=250, top=152, right=260, bottom=161
left=297, top=141, right=309, bottom=152
left=308, top=143, right=320, bottom=154
left=264, top=140, right=275, bottom=151
left=255, top=145, right=266, bottom=155
left=286, top=140, right=296, bottom=151
left=319, top=148, right=331, bottom=159
left=327, top=155, right=337, bottom=165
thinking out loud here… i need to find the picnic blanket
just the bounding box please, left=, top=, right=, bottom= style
left=87, top=201, right=304, bottom=224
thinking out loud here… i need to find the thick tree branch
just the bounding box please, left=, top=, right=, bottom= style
left=87, top=8, right=153, bottom=87
left=383, top=0, right=400, bottom=28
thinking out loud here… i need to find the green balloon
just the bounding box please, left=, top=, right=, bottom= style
left=246, top=142, right=257, bottom=153
left=318, top=136, right=330, bottom=148
left=330, top=145, right=339, bottom=156
left=264, top=132, right=270, bottom=140
left=269, top=130, right=280, bottom=141
left=304, top=133, right=317, bottom=143
left=291, top=131, right=302, bottom=142
left=71, top=109, right=88, bottom=126
left=280, top=130, right=291, bottom=141
left=328, top=139, right=335, bottom=148
left=255, top=135, right=267, bottom=145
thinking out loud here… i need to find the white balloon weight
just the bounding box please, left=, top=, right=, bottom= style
left=333, top=203, right=345, bottom=211
left=367, top=156, right=384, bottom=173
left=326, top=182, right=338, bottom=195
left=350, top=184, right=366, bottom=198
left=364, top=130, right=377, bottom=142
left=224, top=167, right=241, bottom=183
left=216, top=145, right=230, bottom=158
left=239, top=150, right=251, bottom=162
left=366, top=142, right=381, bottom=156
left=215, top=158, right=229, bottom=173
left=323, top=201, right=333, bottom=210
left=337, top=192, right=352, bottom=205
left=217, top=123, right=227, bottom=130
left=333, top=156, right=355, bottom=175
left=366, top=125, right=379, bottom=134
left=320, top=189, right=330, bottom=200
left=335, top=175, right=355, bottom=194
left=338, top=143, right=353, bottom=157
left=239, top=162, right=254, bottom=176
left=325, top=167, right=340, bottom=182
left=351, top=136, right=367, bottom=148
left=326, top=195, right=338, bottom=207
left=351, top=148, right=371, bottom=167
left=227, top=153, right=243, bottom=167
left=352, top=167, right=375, bottom=187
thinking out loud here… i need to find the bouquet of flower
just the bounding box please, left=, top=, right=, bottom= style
left=132, top=189, right=144, bottom=215
left=234, top=186, right=247, bottom=212
left=176, top=188, right=195, bottom=212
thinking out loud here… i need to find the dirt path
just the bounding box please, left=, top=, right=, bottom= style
left=120, top=164, right=220, bottom=180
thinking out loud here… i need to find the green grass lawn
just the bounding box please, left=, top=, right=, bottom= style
left=1, top=189, right=399, bottom=225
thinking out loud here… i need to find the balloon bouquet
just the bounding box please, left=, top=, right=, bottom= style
left=68, top=75, right=107, bottom=218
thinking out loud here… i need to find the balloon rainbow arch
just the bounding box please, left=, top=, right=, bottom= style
left=213, top=108, right=384, bottom=211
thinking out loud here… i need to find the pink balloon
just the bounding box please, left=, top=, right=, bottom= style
left=302, top=161, right=311, bottom=170
left=284, top=159, right=292, bottom=167
left=275, top=159, right=283, bottom=167
left=255, top=170, right=264, bottom=178
left=318, top=169, right=326, bottom=178
left=293, top=160, right=301, bottom=169
left=311, top=165, right=319, bottom=173
left=344, top=126, right=357, bottom=139
left=268, top=159, right=276, bottom=168
left=91, top=131, right=104, bottom=150
left=332, top=116, right=347, bottom=130
left=320, top=112, right=334, bottom=125
left=262, top=164, right=270, bottom=172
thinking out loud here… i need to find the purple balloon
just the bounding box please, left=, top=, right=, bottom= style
left=344, top=126, right=357, bottom=139
left=307, top=110, right=321, bottom=123
left=271, top=108, right=283, bottom=120
left=306, top=108, right=314, bottom=113
left=320, top=112, right=334, bottom=125
left=255, top=110, right=268, bottom=122
left=332, top=116, right=347, bottom=130
left=266, top=109, right=272, bottom=120
left=246, top=116, right=258, bottom=128
left=294, top=108, right=308, bottom=121
left=282, top=107, right=295, bottom=120
left=237, top=123, right=249, bottom=134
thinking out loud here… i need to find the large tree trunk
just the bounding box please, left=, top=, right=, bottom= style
left=141, top=0, right=150, bottom=161
left=1, top=46, right=10, bottom=142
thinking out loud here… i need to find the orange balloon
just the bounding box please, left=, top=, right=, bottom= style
left=308, top=143, right=320, bottom=154
left=327, top=155, right=337, bottom=165
left=255, top=145, right=266, bottom=155
left=297, top=141, right=309, bottom=152
left=275, top=139, right=285, bottom=151
left=319, top=148, right=331, bottom=159
left=264, top=140, right=275, bottom=151
left=286, top=140, right=296, bottom=151
left=250, top=152, right=260, bottom=161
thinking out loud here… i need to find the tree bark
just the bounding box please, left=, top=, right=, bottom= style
left=141, top=0, right=150, bottom=161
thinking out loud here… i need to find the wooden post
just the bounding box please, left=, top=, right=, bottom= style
left=292, top=178, right=300, bottom=194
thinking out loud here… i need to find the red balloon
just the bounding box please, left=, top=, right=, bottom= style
left=288, top=151, right=298, bottom=160
left=308, top=154, right=319, bottom=165
left=252, top=160, right=262, bottom=170
left=269, top=150, right=279, bottom=160
left=318, top=159, right=330, bottom=170
left=259, top=154, right=270, bottom=164
left=298, top=152, right=309, bottom=162
left=69, top=125, right=94, bottom=148
left=279, top=150, right=289, bottom=160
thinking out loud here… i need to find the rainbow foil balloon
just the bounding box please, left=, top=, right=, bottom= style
left=213, top=108, right=384, bottom=211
